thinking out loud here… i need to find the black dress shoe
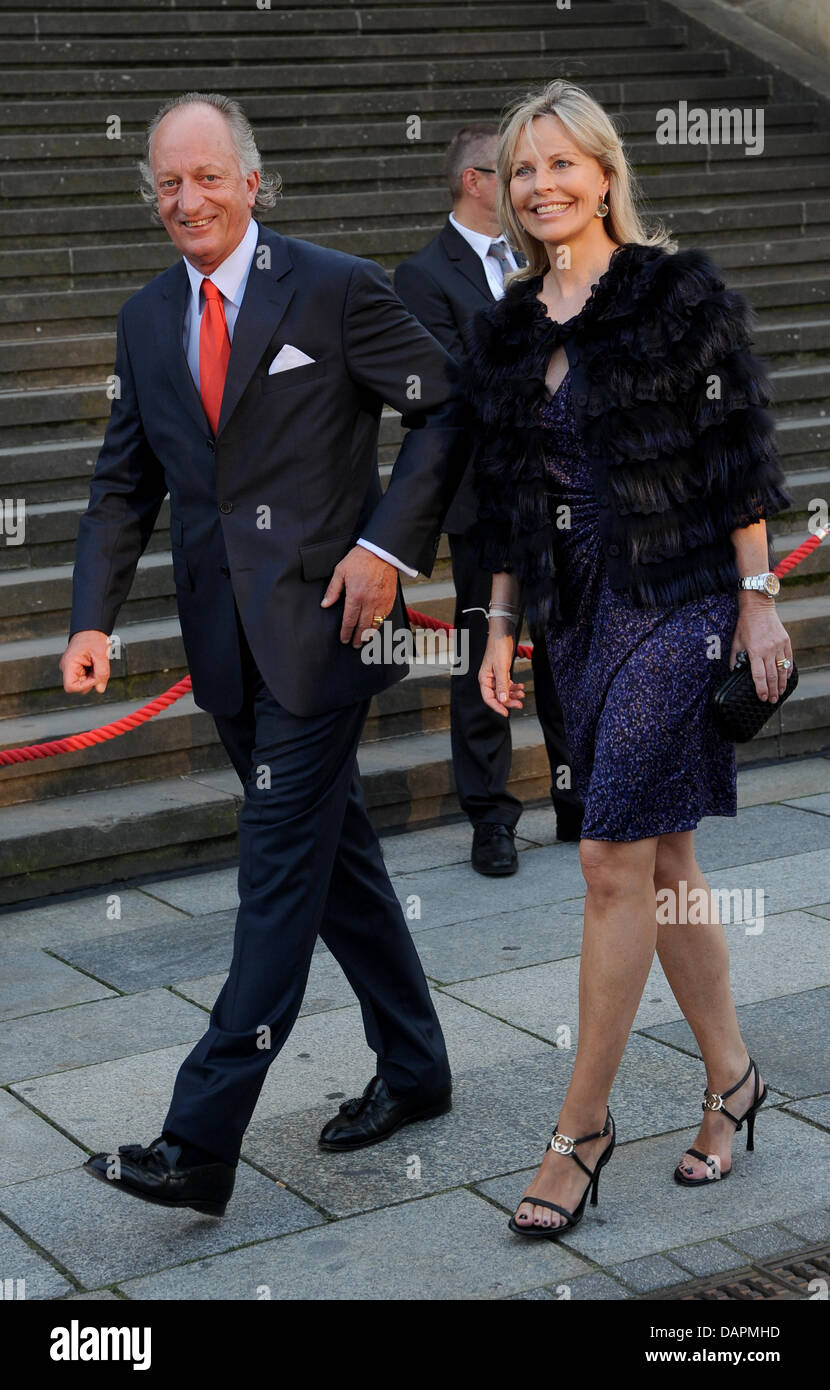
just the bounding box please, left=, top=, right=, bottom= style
left=83, top=1136, right=235, bottom=1217
left=318, top=1075, right=452, bottom=1152
left=471, top=822, right=518, bottom=876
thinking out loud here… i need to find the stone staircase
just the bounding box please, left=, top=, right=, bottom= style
left=1, top=0, right=829, bottom=905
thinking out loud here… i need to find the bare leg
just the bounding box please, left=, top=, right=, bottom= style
left=653, top=830, right=764, bottom=1179
left=514, top=835, right=659, bottom=1230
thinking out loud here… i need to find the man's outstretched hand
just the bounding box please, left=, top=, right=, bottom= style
left=320, top=547, right=400, bottom=648
left=60, top=630, right=111, bottom=695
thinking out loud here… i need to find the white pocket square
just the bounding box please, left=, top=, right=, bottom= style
left=268, top=344, right=316, bottom=374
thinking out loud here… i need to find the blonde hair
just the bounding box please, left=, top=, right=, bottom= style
left=496, top=80, right=674, bottom=284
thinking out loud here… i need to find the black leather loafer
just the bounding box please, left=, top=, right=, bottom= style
left=471, top=823, right=518, bottom=876
left=83, top=1136, right=235, bottom=1217
left=318, top=1075, right=452, bottom=1151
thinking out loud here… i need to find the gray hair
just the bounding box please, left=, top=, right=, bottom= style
left=138, top=91, right=281, bottom=220
left=444, top=123, right=500, bottom=202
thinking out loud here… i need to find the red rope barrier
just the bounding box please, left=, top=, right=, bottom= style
left=1, top=527, right=826, bottom=767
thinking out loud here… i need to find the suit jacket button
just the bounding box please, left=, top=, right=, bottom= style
left=608, top=543, right=620, bottom=556
left=599, top=493, right=610, bottom=506
left=576, top=393, right=588, bottom=406
left=206, top=440, right=215, bottom=452
left=219, top=501, right=233, bottom=514
left=220, top=565, right=230, bottom=577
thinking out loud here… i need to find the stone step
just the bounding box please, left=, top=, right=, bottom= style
left=0, top=47, right=734, bottom=100
left=0, top=73, right=774, bottom=136
left=3, top=225, right=826, bottom=291
left=0, top=103, right=820, bottom=168
left=1, top=24, right=692, bottom=68
left=5, top=133, right=830, bottom=207
left=1, top=304, right=829, bottom=398
left=3, top=398, right=827, bottom=499
left=1, top=2, right=650, bottom=37
left=2, top=568, right=828, bottom=728
left=6, top=168, right=829, bottom=253
left=2, top=665, right=829, bottom=905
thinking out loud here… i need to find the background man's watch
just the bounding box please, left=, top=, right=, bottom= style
left=738, top=571, right=780, bottom=597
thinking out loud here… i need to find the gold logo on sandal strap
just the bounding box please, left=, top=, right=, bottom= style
left=703, top=1091, right=723, bottom=1111
left=550, top=1132, right=575, bottom=1155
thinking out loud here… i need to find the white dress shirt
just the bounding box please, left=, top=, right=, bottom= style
left=448, top=210, right=518, bottom=301
left=181, top=218, right=417, bottom=578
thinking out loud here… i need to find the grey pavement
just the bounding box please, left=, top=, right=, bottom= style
left=1, top=755, right=829, bottom=1300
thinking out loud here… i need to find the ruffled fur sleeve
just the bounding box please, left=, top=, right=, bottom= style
left=644, top=248, right=792, bottom=534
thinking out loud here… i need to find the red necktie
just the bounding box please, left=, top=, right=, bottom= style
left=199, top=278, right=231, bottom=435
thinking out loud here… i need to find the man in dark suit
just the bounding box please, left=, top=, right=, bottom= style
left=394, top=125, right=584, bottom=878
left=59, top=93, right=467, bottom=1218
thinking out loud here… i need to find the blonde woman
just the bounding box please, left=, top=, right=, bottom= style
left=461, top=81, right=793, bottom=1238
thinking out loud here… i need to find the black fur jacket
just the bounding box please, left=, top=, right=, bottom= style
left=459, top=240, right=792, bottom=630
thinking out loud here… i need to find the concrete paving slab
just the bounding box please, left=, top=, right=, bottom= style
left=665, top=1239, right=750, bottom=1278
left=0, top=947, right=116, bottom=1022
left=706, top=848, right=830, bottom=917
left=411, top=900, right=586, bottom=984
left=734, top=758, right=830, bottom=808
left=390, top=842, right=586, bottom=933
left=776, top=1208, right=830, bottom=1244
left=642, top=987, right=829, bottom=1098
left=243, top=1048, right=577, bottom=1218
left=475, top=1110, right=829, bottom=1265
left=445, top=910, right=829, bottom=1045
left=691, top=804, right=830, bottom=870
left=63, top=1289, right=121, bottom=1300
left=0, top=889, right=189, bottom=949
left=610, top=1254, right=691, bottom=1293
left=722, top=1223, right=806, bottom=1259
left=11, top=991, right=548, bottom=1149
left=0, top=1088, right=85, bottom=1187
left=783, top=792, right=830, bottom=816
left=0, top=1163, right=323, bottom=1289
left=0, top=988, right=208, bottom=1085
left=781, top=1094, right=830, bottom=1128
left=49, top=910, right=239, bottom=993
left=0, top=1220, right=72, bottom=1300
left=115, top=1189, right=592, bottom=1300
left=132, top=867, right=240, bottom=917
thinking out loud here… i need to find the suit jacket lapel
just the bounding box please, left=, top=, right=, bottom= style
left=156, top=224, right=296, bottom=438
left=157, top=262, right=210, bottom=436
left=217, top=226, right=295, bottom=436
left=439, top=220, right=494, bottom=302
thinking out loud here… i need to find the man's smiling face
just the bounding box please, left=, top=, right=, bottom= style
left=151, top=103, right=259, bottom=275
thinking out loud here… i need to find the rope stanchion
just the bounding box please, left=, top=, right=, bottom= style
left=0, top=527, right=826, bottom=768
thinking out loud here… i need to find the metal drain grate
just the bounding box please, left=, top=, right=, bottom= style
left=642, top=1241, right=830, bottom=1300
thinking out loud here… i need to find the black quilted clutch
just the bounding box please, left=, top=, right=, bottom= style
left=711, top=649, right=798, bottom=742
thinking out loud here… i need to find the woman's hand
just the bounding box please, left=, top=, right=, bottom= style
left=479, top=630, right=526, bottom=717
left=730, top=594, right=794, bottom=702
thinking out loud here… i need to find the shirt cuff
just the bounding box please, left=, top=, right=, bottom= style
left=356, top=537, right=419, bottom=578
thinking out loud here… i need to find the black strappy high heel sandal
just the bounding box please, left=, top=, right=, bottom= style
left=508, top=1106, right=615, bottom=1239
left=674, top=1056, right=768, bottom=1186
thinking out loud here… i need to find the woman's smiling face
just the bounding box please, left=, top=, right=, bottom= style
left=509, top=113, right=609, bottom=245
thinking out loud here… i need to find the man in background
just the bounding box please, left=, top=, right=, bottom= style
left=394, top=125, right=584, bottom=878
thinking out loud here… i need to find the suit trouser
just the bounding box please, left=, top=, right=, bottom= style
left=162, top=608, right=452, bottom=1165
left=447, top=530, right=584, bottom=827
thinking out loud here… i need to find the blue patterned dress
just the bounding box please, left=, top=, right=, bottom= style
left=541, top=370, right=739, bottom=842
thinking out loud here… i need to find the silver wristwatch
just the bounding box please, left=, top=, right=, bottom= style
left=738, top=571, right=780, bottom=597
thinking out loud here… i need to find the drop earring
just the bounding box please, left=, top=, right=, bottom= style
left=595, top=194, right=609, bottom=218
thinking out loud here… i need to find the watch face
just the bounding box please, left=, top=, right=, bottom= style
left=765, top=574, right=780, bottom=595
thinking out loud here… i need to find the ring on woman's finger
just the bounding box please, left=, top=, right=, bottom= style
left=775, top=656, right=792, bottom=670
